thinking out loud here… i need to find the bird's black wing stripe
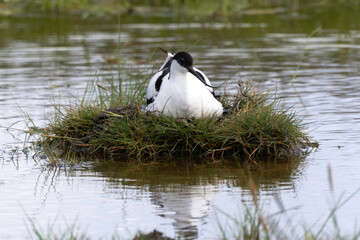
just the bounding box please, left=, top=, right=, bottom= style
left=147, top=98, right=154, bottom=105
left=194, top=69, right=206, bottom=85
left=194, top=70, right=215, bottom=97
left=155, top=68, right=170, bottom=92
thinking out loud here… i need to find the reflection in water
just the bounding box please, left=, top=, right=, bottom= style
left=34, top=167, right=66, bottom=205
left=151, top=185, right=215, bottom=239
left=82, top=159, right=304, bottom=238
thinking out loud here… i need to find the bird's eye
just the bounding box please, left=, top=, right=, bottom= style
left=179, top=58, right=184, bottom=63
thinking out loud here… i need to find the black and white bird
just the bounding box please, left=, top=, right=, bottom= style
left=145, top=49, right=223, bottom=118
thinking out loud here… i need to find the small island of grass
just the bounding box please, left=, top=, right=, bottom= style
left=32, top=71, right=317, bottom=163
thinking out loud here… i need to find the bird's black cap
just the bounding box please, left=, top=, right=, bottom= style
left=173, top=52, right=193, bottom=69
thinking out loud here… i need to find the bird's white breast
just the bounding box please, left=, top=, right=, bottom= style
left=150, top=64, right=222, bottom=117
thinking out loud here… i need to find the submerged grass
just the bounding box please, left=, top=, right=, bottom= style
left=32, top=65, right=317, bottom=162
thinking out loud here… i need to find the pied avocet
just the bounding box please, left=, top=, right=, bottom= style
left=146, top=50, right=223, bottom=118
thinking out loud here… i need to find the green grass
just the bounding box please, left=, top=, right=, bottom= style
left=31, top=65, right=317, bottom=163
left=2, top=0, right=359, bottom=17
left=27, top=217, right=90, bottom=240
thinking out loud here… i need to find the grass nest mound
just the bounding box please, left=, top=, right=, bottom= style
left=37, top=80, right=317, bottom=161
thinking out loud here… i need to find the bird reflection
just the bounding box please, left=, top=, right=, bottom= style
left=151, top=185, right=216, bottom=239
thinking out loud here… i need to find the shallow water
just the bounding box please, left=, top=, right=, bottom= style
left=1, top=6, right=360, bottom=239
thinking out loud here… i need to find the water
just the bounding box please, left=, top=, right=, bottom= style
left=1, top=6, right=360, bottom=239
